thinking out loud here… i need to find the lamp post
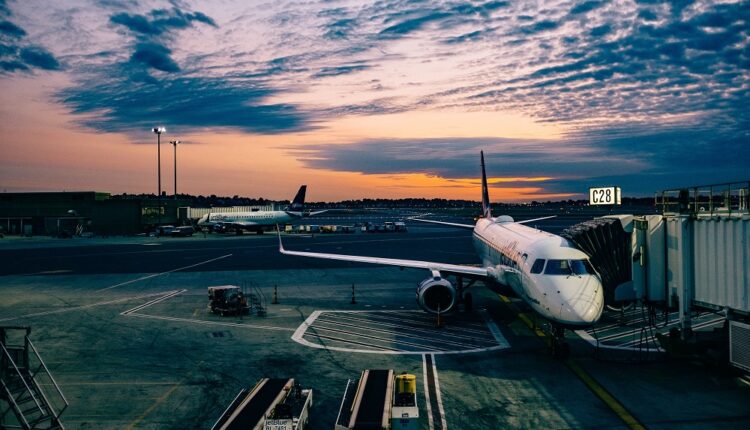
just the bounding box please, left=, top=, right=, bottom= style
left=153, top=126, right=166, bottom=224
left=170, top=140, right=180, bottom=199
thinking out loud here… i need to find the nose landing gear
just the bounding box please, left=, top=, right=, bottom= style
left=549, top=324, right=570, bottom=359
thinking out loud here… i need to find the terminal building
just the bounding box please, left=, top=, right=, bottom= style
left=0, top=192, right=190, bottom=236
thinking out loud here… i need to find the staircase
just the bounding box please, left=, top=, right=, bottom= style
left=1, top=327, right=67, bottom=429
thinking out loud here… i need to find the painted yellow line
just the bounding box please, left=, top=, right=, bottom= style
left=565, top=360, right=646, bottom=430
left=125, top=361, right=204, bottom=430
left=124, top=383, right=181, bottom=430
left=497, top=295, right=646, bottom=430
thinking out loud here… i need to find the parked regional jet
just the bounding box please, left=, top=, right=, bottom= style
left=278, top=153, right=604, bottom=356
left=198, top=186, right=326, bottom=234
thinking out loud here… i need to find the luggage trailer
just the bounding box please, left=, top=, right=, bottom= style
left=212, top=378, right=312, bottom=430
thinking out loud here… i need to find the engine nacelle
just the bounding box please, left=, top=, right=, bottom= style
left=416, top=277, right=456, bottom=314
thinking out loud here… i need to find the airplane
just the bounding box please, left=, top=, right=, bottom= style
left=278, top=152, right=604, bottom=357
left=198, top=185, right=326, bottom=234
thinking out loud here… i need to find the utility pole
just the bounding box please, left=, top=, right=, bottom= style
left=170, top=140, right=180, bottom=199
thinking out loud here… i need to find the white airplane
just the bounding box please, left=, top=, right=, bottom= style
left=278, top=153, right=604, bottom=356
left=198, top=185, right=326, bottom=234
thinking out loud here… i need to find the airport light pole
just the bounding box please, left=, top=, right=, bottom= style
left=170, top=140, right=180, bottom=199
left=153, top=126, right=166, bottom=224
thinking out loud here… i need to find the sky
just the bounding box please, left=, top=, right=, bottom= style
left=0, top=0, right=748, bottom=202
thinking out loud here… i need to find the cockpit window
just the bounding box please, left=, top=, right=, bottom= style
left=530, top=259, right=545, bottom=274
left=544, top=259, right=594, bottom=275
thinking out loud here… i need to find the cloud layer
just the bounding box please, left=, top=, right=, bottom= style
left=1, top=0, right=748, bottom=196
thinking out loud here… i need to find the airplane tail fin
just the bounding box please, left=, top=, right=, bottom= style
left=481, top=151, right=492, bottom=218
left=288, top=185, right=307, bottom=211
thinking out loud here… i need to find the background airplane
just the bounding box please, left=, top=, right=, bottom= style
left=279, top=152, right=604, bottom=356
left=198, top=185, right=326, bottom=234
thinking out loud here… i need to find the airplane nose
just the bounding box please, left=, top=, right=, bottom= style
left=558, top=276, right=604, bottom=326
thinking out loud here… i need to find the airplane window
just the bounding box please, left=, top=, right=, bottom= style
left=544, top=260, right=571, bottom=275
left=545, top=260, right=593, bottom=275
left=530, top=259, right=545, bottom=274
left=571, top=260, right=594, bottom=275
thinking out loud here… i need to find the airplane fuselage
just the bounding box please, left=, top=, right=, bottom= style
left=199, top=211, right=297, bottom=229
left=472, top=218, right=604, bottom=327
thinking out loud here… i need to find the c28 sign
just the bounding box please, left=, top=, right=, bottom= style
left=589, top=187, right=621, bottom=205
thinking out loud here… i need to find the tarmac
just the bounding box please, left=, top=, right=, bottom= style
left=1, top=220, right=749, bottom=429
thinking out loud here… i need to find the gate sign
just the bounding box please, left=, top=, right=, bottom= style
left=589, top=187, right=621, bottom=205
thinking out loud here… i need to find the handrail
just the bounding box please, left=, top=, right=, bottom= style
left=1, top=379, right=31, bottom=429
left=0, top=343, right=43, bottom=415
left=27, top=337, right=69, bottom=408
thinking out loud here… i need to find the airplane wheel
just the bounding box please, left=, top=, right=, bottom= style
left=463, top=292, right=473, bottom=312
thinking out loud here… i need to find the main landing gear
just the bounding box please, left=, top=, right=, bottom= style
left=549, top=324, right=571, bottom=359
left=455, top=276, right=475, bottom=312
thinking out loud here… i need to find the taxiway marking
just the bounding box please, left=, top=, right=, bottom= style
left=292, top=310, right=511, bottom=355
left=0, top=291, right=180, bottom=323
left=125, top=361, right=204, bottom=430
left=120, top=290, right=294, bottom=332
left=422, top=354, right=435, bottom=430
left=423, top=354, right=447, bottom=429
left=498, top=294, right=646, bottom=430
left=95, top=253, right=232, bottom=292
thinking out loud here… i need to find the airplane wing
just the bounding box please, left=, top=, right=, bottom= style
left=516, top=215, right=556, bottom=224
left=411, top=218, right=475, bottom=229
left=278, top=232, right=487, bottom=278
left=307, top=210, right=328, bottom=216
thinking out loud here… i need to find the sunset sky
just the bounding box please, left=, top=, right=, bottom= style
left=0, top=0, right=748, bottom=201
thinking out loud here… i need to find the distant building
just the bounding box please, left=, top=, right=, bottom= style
left=0, top=192, right=189, bottom=236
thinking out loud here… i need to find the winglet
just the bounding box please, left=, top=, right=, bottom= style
left=276, top=225, right=286, bottom=253
left=481, top=151, right=492, bottom=218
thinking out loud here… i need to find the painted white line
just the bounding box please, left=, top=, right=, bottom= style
left=575, top=329, right=664, bottom=352
left=0, top=291, right=178, bottom=323
left=290, top=310, right=511, bottom=355
left=315, top=315, right=497, bottom=344
left=292, top=310, right=322, bottom=343
left=479, top=310, right=510, bottom=349
left=121, top=290, right=187, bottom=315
left=313, top=317, right=497, bottom=346
left=308, top=325, right=445, bottom=351
left=422, top=354, right=435, bottom=430
left=125, top=312, right=295, bottom=332
left=95, top=253, right=233, bottom=292
left=431, top=354, right=448, bottom=430
left=321, top=312, right=491, bottom=336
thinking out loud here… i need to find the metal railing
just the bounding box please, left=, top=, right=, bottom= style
left=1, top=327, right=67, bottom=429
left=656, top=180, right=750, bottom=217
left=28, top=338, right=68, bottom=419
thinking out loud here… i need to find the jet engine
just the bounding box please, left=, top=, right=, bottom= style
left=416, top=277, right=456, bottom=314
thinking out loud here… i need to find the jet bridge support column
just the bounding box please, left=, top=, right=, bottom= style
left=665, top=215, right=694, bottom=339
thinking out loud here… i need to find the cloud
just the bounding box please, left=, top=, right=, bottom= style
left=110, top=8, right=216, bottom=36
left=313, top=64, right=370, bottom=78
left=130, top=42, right=179, bottom=72
left=570, top=1, right=607, bottom=15
left=58, top=71, right=311, bottom=134
left=0, top=20, right=24, bottom=37
left=0, top=5, right=59, bottom=74
left=0, top=59, right=27, bottom=71
left=19, top=46, right=59, bottom=70
left=108, top=7, right=216, bottom=74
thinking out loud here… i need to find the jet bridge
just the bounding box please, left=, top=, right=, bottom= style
left=566, top=181, right=750, bottom=369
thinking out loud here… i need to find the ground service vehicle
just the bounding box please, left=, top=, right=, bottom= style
left=208, top=285, right=250, bottom=316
